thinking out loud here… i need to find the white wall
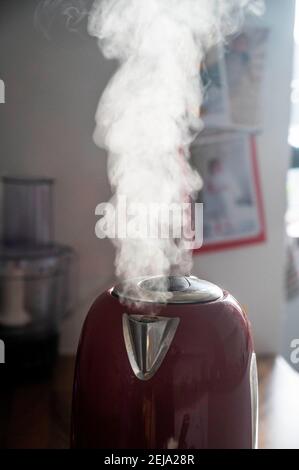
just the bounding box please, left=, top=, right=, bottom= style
left=0, top=0, right=117, bottom=352
left=193, top=0, right=295, bottom=354
left=0, top=0, right=295, bottom=354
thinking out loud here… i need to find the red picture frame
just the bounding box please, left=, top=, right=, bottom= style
left=193, top=135, right=266, bottom=254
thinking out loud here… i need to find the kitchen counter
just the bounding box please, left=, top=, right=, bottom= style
left=1, top=355, right=299, bottom=449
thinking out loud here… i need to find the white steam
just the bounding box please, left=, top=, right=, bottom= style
left=89, top=0, right=264, bottom=284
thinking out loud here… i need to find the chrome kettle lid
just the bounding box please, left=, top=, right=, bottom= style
left=112, top=275, right=223, bottom=304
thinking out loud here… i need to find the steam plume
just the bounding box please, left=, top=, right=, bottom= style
left=35, top=0, right=89, bottom=38
left=89, top=0, right=264, bottom=285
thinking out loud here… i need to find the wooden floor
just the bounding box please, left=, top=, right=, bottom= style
left=1, top=355, right=299, bottom=449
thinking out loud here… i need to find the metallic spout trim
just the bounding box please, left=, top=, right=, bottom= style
left=122, top=313, right=180, bottom=381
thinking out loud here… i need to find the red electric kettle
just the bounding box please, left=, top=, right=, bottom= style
left=71, top=275, right=258, bottom=449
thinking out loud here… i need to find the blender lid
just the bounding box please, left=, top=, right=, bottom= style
left=2, top=175, right=54, bottom=185
left=0, top=243, right=73, bottom=261
left=112, top=275, right=223, bottom=304
left=0, top=244, right=75, bottom=279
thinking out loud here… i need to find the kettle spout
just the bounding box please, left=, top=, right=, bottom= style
left=122, top=313, right=179, bottom=380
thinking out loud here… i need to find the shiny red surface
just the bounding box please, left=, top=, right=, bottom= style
left=71, top=288, right=253, bottom=449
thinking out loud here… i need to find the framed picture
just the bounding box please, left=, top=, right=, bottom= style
left=191, top=133, right=266, bottom=253
left=225, top=28, right=269, bottom=128
left=200, top=46, right=231, bottom=128
left=201, top=28, right=269, bottom=131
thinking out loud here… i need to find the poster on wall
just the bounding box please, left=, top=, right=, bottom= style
left=200, top=46, right=231, bottom=128
left=201, top=27, right=269, bottom=130
left=191, top=133, right=266, bottom=253
left=225, top=27, right=269, bottom=128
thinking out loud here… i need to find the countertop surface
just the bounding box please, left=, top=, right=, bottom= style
left=1, top=355, right=299, bottom=449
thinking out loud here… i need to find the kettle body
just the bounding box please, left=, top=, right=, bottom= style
left=71, top=276, right=258, bottom=449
